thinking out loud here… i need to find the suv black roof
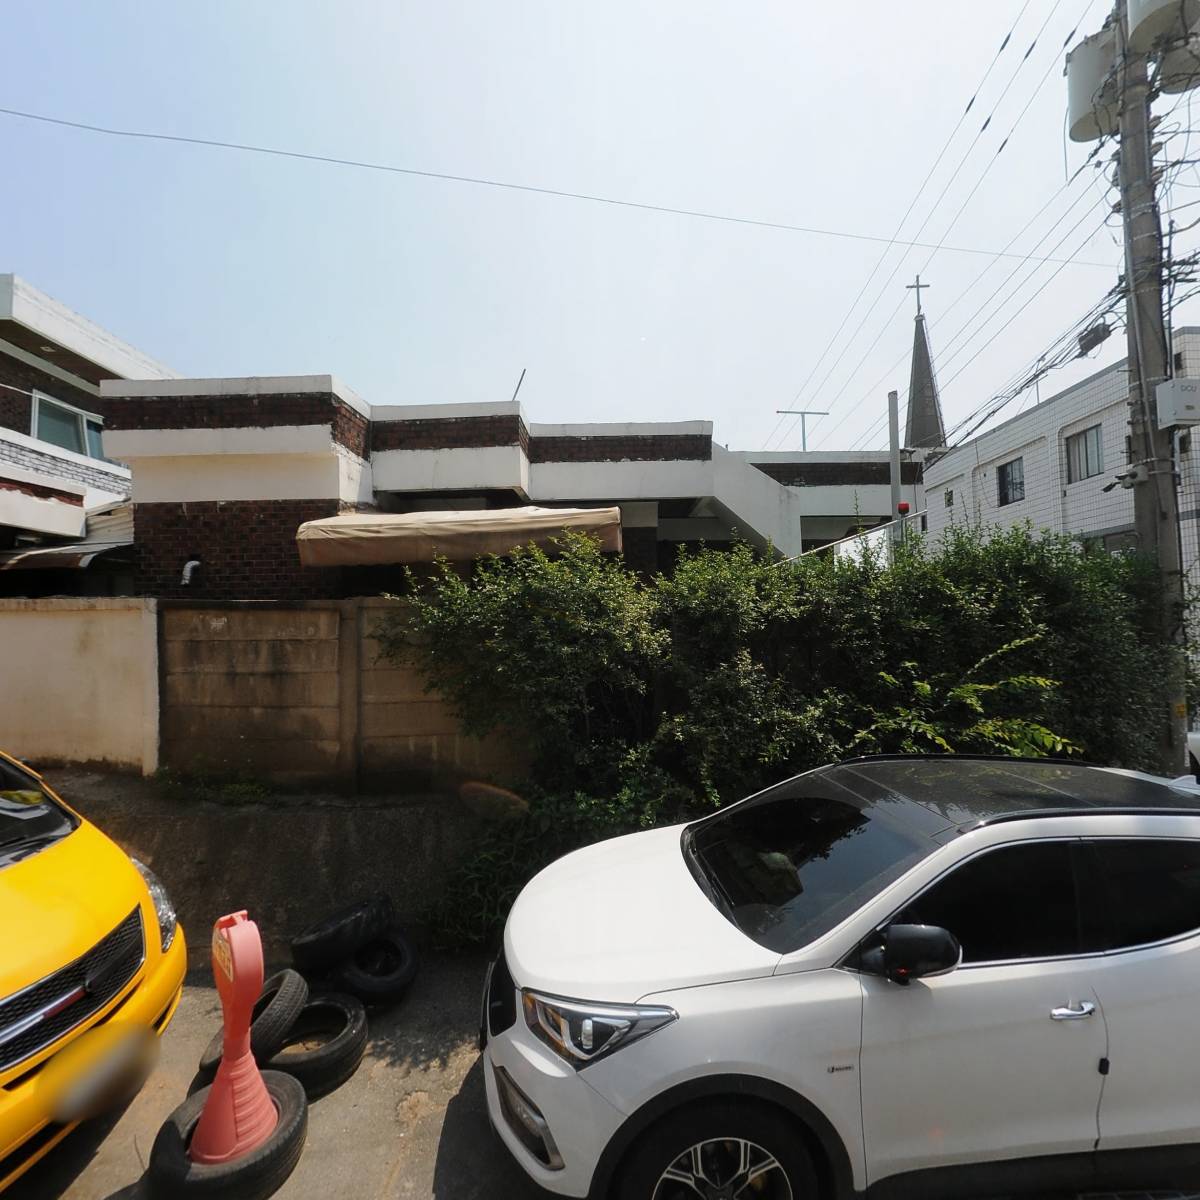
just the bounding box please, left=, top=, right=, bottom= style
left=823, top=755, right=1200, bottom=831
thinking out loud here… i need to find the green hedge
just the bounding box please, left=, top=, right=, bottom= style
left=375, top=524, right=1171, bottom=945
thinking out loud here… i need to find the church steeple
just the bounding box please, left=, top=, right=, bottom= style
left=904, top=275, right=946, bottom=449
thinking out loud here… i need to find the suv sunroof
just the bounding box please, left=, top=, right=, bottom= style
left=827, top=757, right=1200, bottom=829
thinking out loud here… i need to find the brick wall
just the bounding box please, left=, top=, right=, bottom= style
left=371, top=414, right=527, bottom=452
left=0, top=437, right=131, bottom=496
left=528, top=434, right=712, bottom=462
left=0, top=476, right=83, bottom=505
left=0, top=353, right=102, bottom=435
left=0, top=390, right=30, bottom=436
left=134, top=499, right=342, bottom=600
left=333, top=403, right=369, bottom=459
left=753, top=460, right=924, bottom=487
left=104, top=393, right=367, bottom=457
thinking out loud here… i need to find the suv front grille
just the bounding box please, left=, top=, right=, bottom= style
left=486, top=951, right=517, bottom=1038
left=0, top=907, right=145, bottom=1074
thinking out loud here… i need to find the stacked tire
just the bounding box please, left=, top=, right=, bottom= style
left=148, top=1072, right=308, bottom=1200
left=188, top=969, right=369, bottom=1101
left=289, top=894, right=418, bottom=1008
left=147, top=897, right=415, bottom=1199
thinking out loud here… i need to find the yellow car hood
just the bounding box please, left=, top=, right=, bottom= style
left=0, top=822, right=147, bottom=1002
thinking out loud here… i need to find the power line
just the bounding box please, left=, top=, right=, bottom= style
left=761, top=0, right=1036, bottom=449
left=807, top=175, right=1099, bottom=450
left=844, top=197, right=1111, bottom=451
left=811, top=133, right=1114, bottom=452
left=0, top=104, right=1118, bottom=270
left=771, top=0, right=1092, bottom=451
left=834, top=0, right=1104, bottom=446
left=893, top=259, right=1121, bottom=454
left=940, top=288, right=1122, bottom=449
left=844, top=193, right=1109, bottom=451
left=864, top=194, right=1104, bottom=444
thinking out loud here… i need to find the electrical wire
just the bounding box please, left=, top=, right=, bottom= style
left=761, top=0, right=1037, bottom=449
left=0, top=105, right=1114, bottom=270
left=933, top=286, right=1124, bottom=453
left=772, top=0, right=1101, bottom=451
left=850, top=209, right=1114, bottom=451
left=811, top=166, right=1110, bottom=452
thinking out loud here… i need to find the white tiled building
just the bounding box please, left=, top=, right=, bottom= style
left=924, top=327, right=1200, bottom=562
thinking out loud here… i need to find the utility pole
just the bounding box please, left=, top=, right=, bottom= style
left=776, top=409, right=829, bottom=452
left=888, top=390, right=903, bottom=546
left=1114, top=0, right=1188, bottom=775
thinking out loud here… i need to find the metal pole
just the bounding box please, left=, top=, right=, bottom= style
left=888, top=390, right=902, bottom=543
left=510, top=367, right=527, bottom=404
left=1115, top=0, right=1188, bottom=774
left=775, top=410, right=829, bottom=452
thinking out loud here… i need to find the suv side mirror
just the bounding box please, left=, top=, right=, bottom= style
left=865, top=924, right=962, bottom=985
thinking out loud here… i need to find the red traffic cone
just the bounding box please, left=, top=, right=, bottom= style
left=189, top=911, right=278, bottom=1163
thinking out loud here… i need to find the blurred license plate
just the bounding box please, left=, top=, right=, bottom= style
left=43, top=1023, right=158, bottom=1123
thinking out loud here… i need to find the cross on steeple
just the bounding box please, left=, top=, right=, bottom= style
left=906, top=274, right=930, bottom=317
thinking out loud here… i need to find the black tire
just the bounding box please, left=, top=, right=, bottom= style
left=614, top=1101, right=819, bottom=1200
left=147, top=1070, right=307, bottom=1200
left=263, top=992, right=367, bottom=1100
left=290, top=894, right=395, bottom=973
left=196, top=969, right=310, bottom=1083
left=327, top=927, right=418, bottom=1006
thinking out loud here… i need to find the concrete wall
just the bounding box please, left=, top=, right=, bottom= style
left=160, top=599, right=524, bottom=790
left=1, top=597, right=523, bottom=790
left=0, top=598, right=158, bottom=772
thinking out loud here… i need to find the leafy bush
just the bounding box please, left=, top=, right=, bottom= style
left=377, top=525, right=1171, bottom=945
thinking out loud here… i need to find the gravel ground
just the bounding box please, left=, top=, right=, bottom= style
left=6, top=955, right=540, bottom=1200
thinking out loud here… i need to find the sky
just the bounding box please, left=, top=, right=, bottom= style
left=3, top=0, right=1196, bottom=453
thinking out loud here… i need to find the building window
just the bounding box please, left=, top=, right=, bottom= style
left=1065, top=424, right=1104, bottom=483
left=33, top=394, right=105, bottom=460
left=997, top=457, right=1025, bottom=506
left=944, top=489, right=954, bottom=508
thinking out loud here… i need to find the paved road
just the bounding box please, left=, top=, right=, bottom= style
left=7, top=953, right=1197, bottom=1199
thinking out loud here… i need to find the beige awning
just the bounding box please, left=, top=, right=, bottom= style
left=296, top=505, right=622, bottom=566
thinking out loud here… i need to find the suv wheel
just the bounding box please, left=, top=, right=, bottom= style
left=616, top=1101, right=819, bottom=1200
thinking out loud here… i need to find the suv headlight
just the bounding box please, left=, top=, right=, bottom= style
left=521, top=991, right=676, bottom=1068
left=131, top=859, right=178, bottom=953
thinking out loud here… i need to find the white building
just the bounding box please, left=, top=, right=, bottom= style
left=0, top=274, right=939, bottom=597
left=0, top=276, right=177, bottom=591
left=924, top=327, right=1200, bottom=563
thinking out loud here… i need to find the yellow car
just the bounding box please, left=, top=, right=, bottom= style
left=0, top=750, right=186, bottom=1191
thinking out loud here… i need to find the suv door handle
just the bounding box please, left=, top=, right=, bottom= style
left=1050, top=1001, right=1096, bottom=1021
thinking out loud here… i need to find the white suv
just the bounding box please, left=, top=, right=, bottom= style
left=481, top=756, right=1200, bottom=1199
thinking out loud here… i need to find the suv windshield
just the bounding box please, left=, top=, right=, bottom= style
left=684, top=776, right=931, bottom=953
left=0, top=756, right=76, bottom=869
